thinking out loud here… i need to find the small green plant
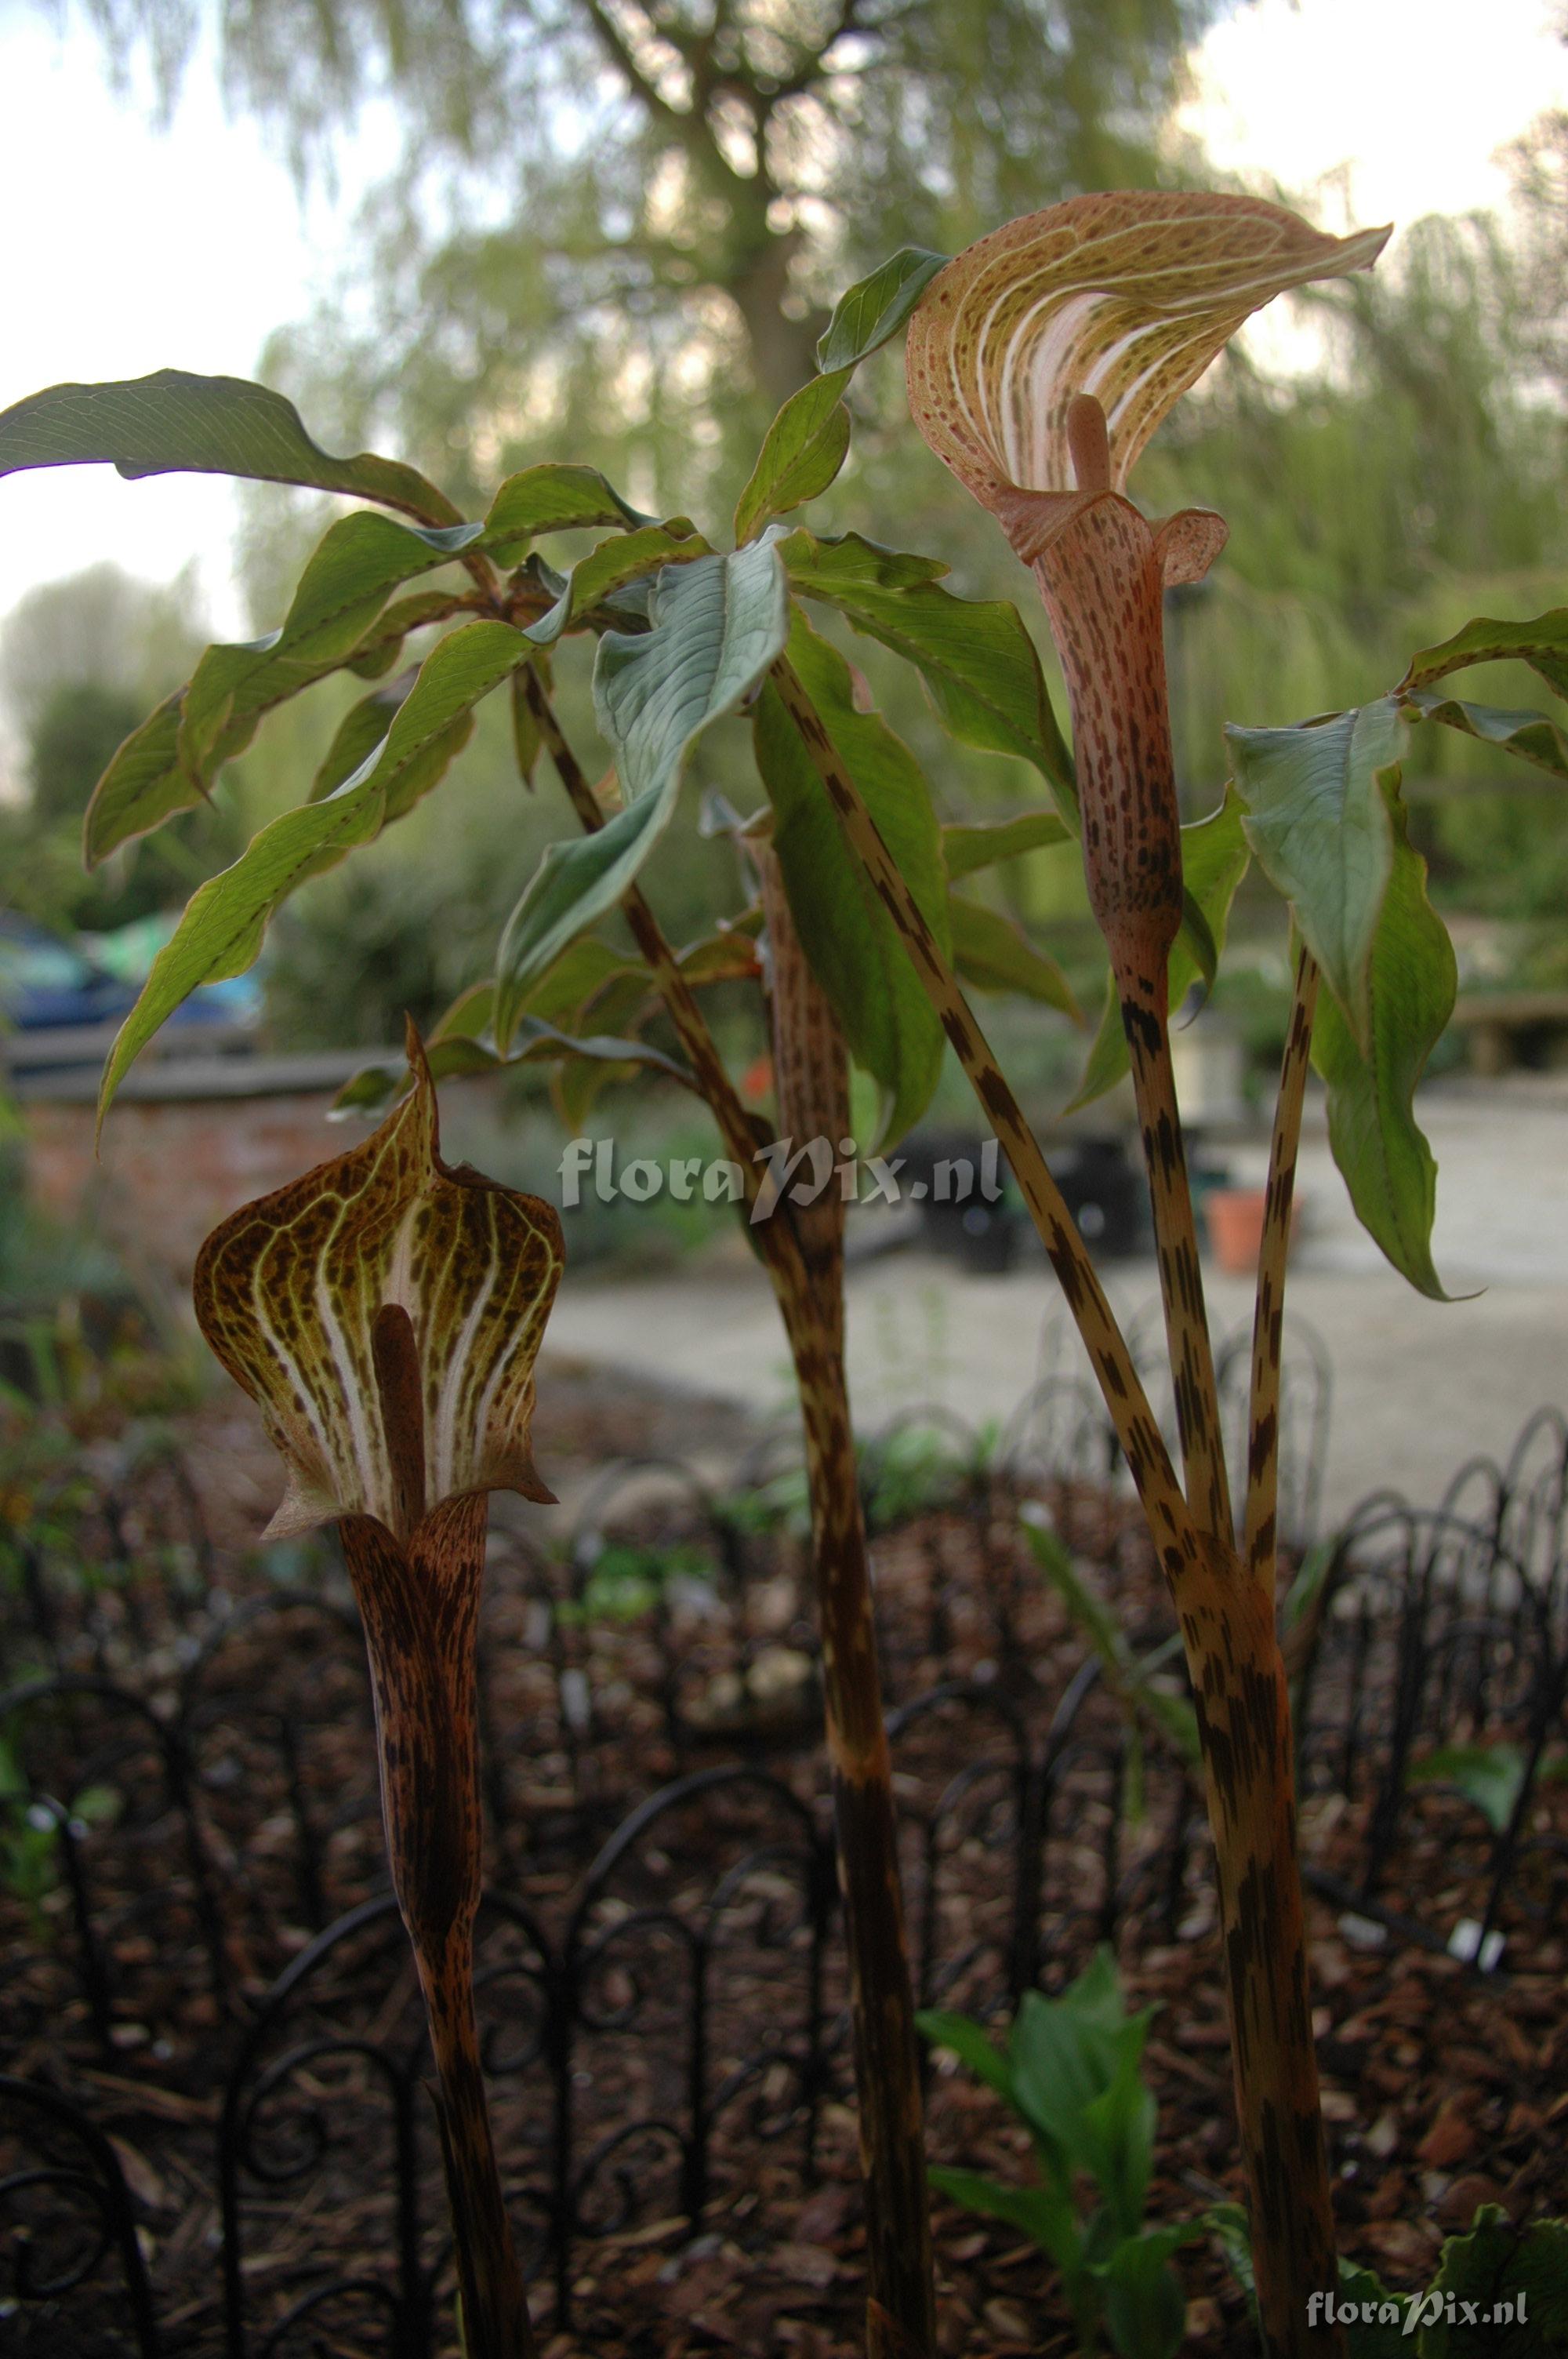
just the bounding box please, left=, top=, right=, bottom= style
left=919, top=1949, right=1193, bottom=2359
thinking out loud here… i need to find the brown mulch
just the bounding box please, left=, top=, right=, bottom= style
left=0, top=1370, right=1563, bottom=2356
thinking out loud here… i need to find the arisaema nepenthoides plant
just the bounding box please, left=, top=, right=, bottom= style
left=0, top=271, right=1084, bottom=2356
left=9, top=196, right=1568, bottom=2353
left=753, top=191, right=1568, bottom=2357
left=194, top=1025, right=563, bottom=2359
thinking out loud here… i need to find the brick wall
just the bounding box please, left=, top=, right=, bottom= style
left=23, top=1089, right=357, bottom=1285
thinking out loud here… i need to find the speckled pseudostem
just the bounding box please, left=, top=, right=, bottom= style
left=762, top=859, right=938, bottom=2357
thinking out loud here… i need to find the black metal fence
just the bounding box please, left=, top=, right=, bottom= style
left=3, top=1376, right=1566, bottom=2354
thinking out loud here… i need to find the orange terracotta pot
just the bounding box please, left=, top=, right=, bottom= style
left=1203, top=1185, right=1295, bottom=1277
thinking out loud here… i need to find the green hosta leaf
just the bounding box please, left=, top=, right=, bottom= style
left=927, top=2167, right=1080, bottom=2272
left=99, top=620, right=528, bottom=1125
left=495, top=543, right=790, bottom=1034
left=780, top=528, right=1076, bottom=807
left=1227, top=699, right=1405, bottom=1051
left=916, top=2010, right=1014, bottom=2102
left=82, top=692, right=188, bottom=868
left=1419, top=2209, right=1568, bottom=2359
left=753, top=607, right=949, bottom=1148
left=1406, top=1743, right=1527, bottom=1835
left=1403, top=610, right=1568, bottom=703
left=1099, top=2232, right=1188, bottom=2359
left=523, top=523, right=711, bottom=646
left=310, top=675, right=408, bottom=801
left=194, top=1036, right=562, bottom=1539
left=943, top=809, right=1071, bottom=879
left=1069, top=788, right=1250, bottom=1112
left=0, top=369, right=459, bottom=524
left=949, top=894, right=1080, bottom=1018
left=1312, top=774, right=1455, bottom=1299
left=480, top=460, right=649, bottom=562
left=1403, top=690, right=1568, bottom=783
left=734, top=369, right=853, bottom=543
left=816, top=248, right=949, bottom=373
left=180, top=511, right=481, bottom=788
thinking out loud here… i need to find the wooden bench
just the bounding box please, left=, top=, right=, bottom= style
left=1449, top=990, right=1568, bottom=1075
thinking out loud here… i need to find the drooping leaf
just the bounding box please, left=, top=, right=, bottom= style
left=1402, top=610, right=1568, bottom=703
left=0, top=369, right=459, bottom=524
left=1227, top=699, right=1405, bottom=1051
left=1403, top=689, right=1568, bottom=783
left=753, top=606, right=950, bottom=1147
left=178, top=510, right=482, bottom=790
left=480, top=460, right=650, bottom=562
left=734, top=370, right=854, bottom=543
left=915, top=2012, right=1014, bottom=2100
left=943, top=809, right=1071, bottom=878
left=82, top=691, right=188, bottom=868
left=310, top=675, right=409, bottom=801
left=816, top=248, right=949, bottom=373
left=99, top=620, right=528, bottom=1124
left=1311, top=775, right=1456, bottom=1299
left=925, top=2167, right=1079, bottom=2270
left=495, top=543, right=790, bottom=1031
left=522, top=522, right=712, bottom=646
left=781, top=527, right=1076, bottom=805
left=1069, top=787, right=1250, bottom=1111
left=905, top=194, right=1386, bottom=510
left=334, top=1014, right=694, bottom=1119
left=345, top=588, right=465, bottom=680
left=194, top=1029, right=562, bottom=1540
left=949, top=893, right=1080, bottom=1018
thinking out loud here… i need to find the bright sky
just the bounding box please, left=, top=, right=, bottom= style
left=0, top=0, right=1565, bottom=646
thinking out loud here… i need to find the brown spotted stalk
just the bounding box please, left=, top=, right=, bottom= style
left=1245, top=943, right=1321, bottom=1592
left=857, top=191, right=1393, bottom=2359
left=521, top=678, right=938, bottom=2357
left=194, top=1029, right=563, bottom=2359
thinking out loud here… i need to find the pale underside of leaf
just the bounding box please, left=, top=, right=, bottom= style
left=194, top=1040, right=564, bottom=1539
left=906, top=192, right=1388, bottom=507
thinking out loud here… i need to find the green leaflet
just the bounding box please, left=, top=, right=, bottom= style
left=753, top=607, right=950, bottom=1150
left=943, top=809, right=1071, bottom=879
left=815, top=249, right=950, bottom=372
left=0, top=369, right=459, bottom=525
left=310, top=675, right=410, bottom=801
left=1227, top=698, right=1405, bottom=1051
left=179, top=511, right=482, bottom=783
left=1403, top=689, right=1568, bottom=783
left=1069, top=788, right=1250, bottom=1113
left=948, top=894, right=1080, bottom=1019
left=521, top=522, right=711, bottom=645
left=334, top=1016, right=692, bottom=1118
left=1312, top=774, right=1455, bottom=1300
left=1420, top=2209, right=1568, bottom=2359
left=345, top=589, right=464, bottom=680
left=779, top=527, right=1076, bottom=808
left=480, top=460, right=651, bottom=561
left=734, top=370, right=853, bottom=544
left=1402, top=609, right=1568, bottom=702
left=83, top=518, right=476, bottom=862
left=98, top=620, right=528, bottom=1128
left=81, top=692, right=189, bottom=869
left=495, top=543, right=791, bottom=1038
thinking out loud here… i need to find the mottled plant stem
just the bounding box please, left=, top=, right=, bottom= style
left=1244, top=945, right=1320, bottom=1592
left=771, top=651, right=1342, bottom=2359
left=766, top=655, right=1192, bottom=1567
left=1119, top=972, right=1232, bottom=1543
left=528, top=685, right=937, bottom=2354
left=340, top=1484, right=535, bottom=2359
left=757, top=849, right=936, bottom=2359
